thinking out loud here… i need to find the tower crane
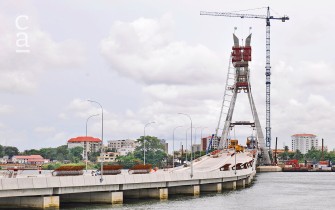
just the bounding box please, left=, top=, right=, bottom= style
left=200, top=7, right=289, bottom=154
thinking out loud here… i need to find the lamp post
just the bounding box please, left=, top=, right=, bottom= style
left=173, top=126, right=183, bottom=168
left=87, top=100, right=104, bottom=182
left=178, top=113, right=193, bottom=178
left=86, top=114, right=99, bottom=137
left=85, top=114, right=99, bottom=172
left=144, top=121, right=155, bottom=165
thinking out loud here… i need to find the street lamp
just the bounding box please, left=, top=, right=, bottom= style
left=85, top=114, right=99, bottom=172
left=144, top=121, right=155, bottom=165
left=86, top=114, right=99, bottom=137
left=87, top=100, right=104, bottom=182
left=173, top=126, right=183, bottom=168
left=178, top=113, right=193, bottom=178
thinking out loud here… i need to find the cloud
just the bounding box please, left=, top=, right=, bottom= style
left=0, top=104, right=13, bottom=115
left=0, top=13, right=85, bottom=94
left=34, top=126, right=56, bottom=133
left=100, top=15, right=224, bottom=86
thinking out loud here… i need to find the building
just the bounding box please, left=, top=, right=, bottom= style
left=0, top=156, right=9, bottom=164
left=97, top=152, right=120, bottom=163
left=291, top=134, right=318, bottom=154
left=202, top=135, right=221, bottom=150
left=192, top=144, right=202, bottom=153
left=67, top=136, right=102, bottom=159
left=11, top=155, right=48, bottom=165
left=107, top=139, right=137, bottom=156
left=159, top=139, right=168, bottom=154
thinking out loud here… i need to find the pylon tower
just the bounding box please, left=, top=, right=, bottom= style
left=216, top=33, right=271, bottom=165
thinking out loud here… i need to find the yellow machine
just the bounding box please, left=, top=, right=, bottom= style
left=235, top=145, right=244, bottom=152
left=229, top=139, right=238, bottom=149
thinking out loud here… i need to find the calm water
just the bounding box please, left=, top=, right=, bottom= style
left=61, top=172, right=335, bottom=210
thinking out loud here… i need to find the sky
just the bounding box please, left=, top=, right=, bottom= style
left=1, top=0, right=335, bottom=152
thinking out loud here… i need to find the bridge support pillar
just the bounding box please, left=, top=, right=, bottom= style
left=200, top=183, right=222, bottom=193
left=147, top=188, right=168, bottom=200
left=246, top=176, right=252, bottom=186
left=124, top=188, right=168, bottom=200
left=236, top=179, right=246, bottom=188
left=170, top=185, right=200, bottom=196
left=0, top=196, right=59, bottom=209
left=61, top=192, right=123, bottom=204
left=222, top=181, right=236, bottom=190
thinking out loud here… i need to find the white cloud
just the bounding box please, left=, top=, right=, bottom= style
left=0, top=104, right=13, bottom=115
left=34, top=126, right=55, bottom=133
left=100, top=15, right=224, bottom=85
left=0, top=13, right=85, bottom=94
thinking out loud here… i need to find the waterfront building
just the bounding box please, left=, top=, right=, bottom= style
left=107, top=139, right=137, bottom=156
left=159, top=139, right=168, bottom=154
left=97, top=152, right=120, bottom=163
left=0, top=156, right=9, bottom=164
left=11, top=155, right=48, bottom=165
left=291, top=134, right=318, bottom=154
left=192, top=144, right=202, bottom=152
left=201, top=136, right=222, bottom=151
left=67, top=136, right=102, bottom=159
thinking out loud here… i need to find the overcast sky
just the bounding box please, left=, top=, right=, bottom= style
left=1, top=0, right=335, bottom=152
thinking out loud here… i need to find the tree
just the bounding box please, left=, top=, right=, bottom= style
left=133, top=136, right=167, bottom=167
left=116, top=153, right=141, bottom=169
left=0, top=145, right=4, bottom=157
left=305, top=146, right=322, bottom=162
left=88, top=151, right=100, bottom=162
left=68, top=147, right=83, bottom=163
left=4, top=146, right=19, bottom=158
left=293, top=149, right=303, bottom=161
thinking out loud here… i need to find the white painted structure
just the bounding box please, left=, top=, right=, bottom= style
left=291, top=134, right=318, bottom=154
left=107, top=139, right=137, bottom=156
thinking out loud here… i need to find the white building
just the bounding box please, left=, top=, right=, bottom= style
left=107, top=139, right=137, bottom=156
left=97, top=152, right=120, bottom=163
left=291, top=134, right=318, bottom=154
left=202, top=135, right=220, bottom=150
left=67, top=136, right=102, bottom=159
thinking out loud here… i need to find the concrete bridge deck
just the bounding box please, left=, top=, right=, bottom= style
left=0, top=150, right=257, bottom=209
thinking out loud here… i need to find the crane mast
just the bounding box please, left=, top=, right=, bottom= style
left=200, top=7, right=289, bottom=159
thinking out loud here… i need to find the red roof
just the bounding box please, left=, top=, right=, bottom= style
left=68, top=136, right=102, bottom=143
left=13, top=155, right=44, bottom=160
left=292, top=134, right=316, bottom=137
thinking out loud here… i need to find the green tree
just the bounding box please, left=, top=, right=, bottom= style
left=68, top=147, right=83, bottom=163
left=133, top=136, right=167, bottom=167
left=0, top=145, right=4, bottom=157
left=293, top=149, right=304, bottom=161
left=88, top=151, right=100, bottom=162
left=4, top=146, right=19, bottom=158
left=116, top=153, right=141, bottom=169
left=305, top=146, right=322, bottom=162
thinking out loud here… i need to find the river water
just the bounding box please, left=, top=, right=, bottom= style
left=61, top=172, right=335, bottom=210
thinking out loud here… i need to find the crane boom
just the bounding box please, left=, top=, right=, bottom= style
left=200, top=11, right=288, bottom=21
left=201, top=7, right=289, bottom=164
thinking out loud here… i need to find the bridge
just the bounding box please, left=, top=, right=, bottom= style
left=0, top=150, right=256, bottom=209
left=0, top=28, right=274, bottom=209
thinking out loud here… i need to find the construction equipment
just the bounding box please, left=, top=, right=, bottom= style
left=235, top=145, right=244, bottom=153
left=228, top=139, right=238, bottom=149
left=201, top=7, right=289, bottom=162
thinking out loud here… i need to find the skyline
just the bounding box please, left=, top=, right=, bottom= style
left=1, top=1, right=335, bottom=151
